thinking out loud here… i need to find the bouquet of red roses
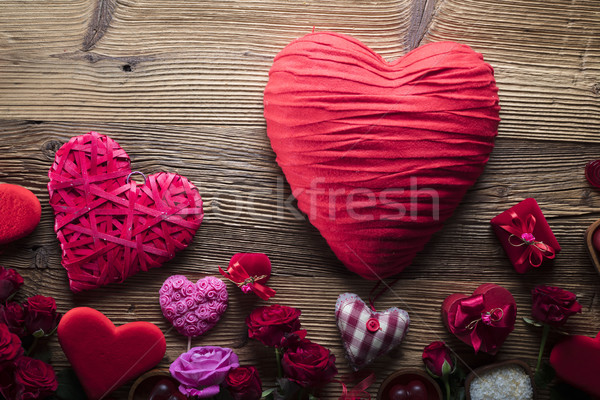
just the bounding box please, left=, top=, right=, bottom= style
left=0, top=266, right=62, bottom=400
left=225, top=304, right=337, bottom=400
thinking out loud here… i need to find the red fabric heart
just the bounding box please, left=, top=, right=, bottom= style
left=57, top=307, right=166, bottom=400
left=48, top=132, right=203, bottom=292
left=550, top=332, right=600, bottom=397
left=264, top=32, right=500, bottom=279
left=0, top=184, right=41, bottom=245
left=442, top=283, right=516, bottom=355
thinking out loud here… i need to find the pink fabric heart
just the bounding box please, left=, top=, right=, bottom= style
left=335, top=293, right=410, bottom=371
left=159, top=275, right=228, bottom=337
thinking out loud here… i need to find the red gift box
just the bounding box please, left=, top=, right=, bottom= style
left=490, top=198, right=560, bottom=274
left=442, top=283, right=517, bottom=355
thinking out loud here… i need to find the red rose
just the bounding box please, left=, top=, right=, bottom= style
left=23, top=295, right=61, bottom=335
left=0, top=302, right=26, bottom=337
left=0, top=323, right=23, bottom=364
left=281, top=338, right=337, bottom=387
left=531, top=285, right=582, bottom=327
left=225, top=366, right=262, bottom=400
left=0, top=362, right=18, bottom=399
left=422, top=341, right=454, bottom=378
left=14, top=356, right=58, bottom=399
left=0, top=266, right=24, bottom=303
left=246, top=304, right=301, bottom=347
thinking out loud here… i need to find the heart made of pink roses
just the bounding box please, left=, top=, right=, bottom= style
left=160, top=275, right=228, bottom=337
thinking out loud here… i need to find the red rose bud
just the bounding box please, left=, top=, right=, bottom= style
left=0, top=266, right=24, bottom=303
left=281, top=338, right=337, bottom=388
left=0, top=323, right=24, bottom=363
left=531, top=285, right=582, bottom=327
left=23, top=295, right=61, bottom=336
left=14, top=356, right=58, bottom=399
left=246, top=304, right=301, bottom=347
left=225, top=366, right=262, bottom=400
left=0, top=302, right=26, bottom=337
left=422, top=341, right=454, bottom=378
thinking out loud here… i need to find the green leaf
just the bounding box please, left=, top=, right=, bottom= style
left=45, top=325, right=59, bottom=337
left=55, top=368, right=86, bottom=400
left=308, top=394, right=319, bottom=400
left=534, top=361, right=555, bottom=389
left=32, top=329, right=45, bottom=338
left=441, top=360, right=453, bottom=377
left=523, top=316, right=543, bottom=327
left=261, top=388, right=276, bottom=400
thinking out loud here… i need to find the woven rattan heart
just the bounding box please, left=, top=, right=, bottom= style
left=48, top=132, right=203, bottom=292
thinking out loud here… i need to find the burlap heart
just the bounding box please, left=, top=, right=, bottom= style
left=48, top=132, right=203, bottom=292
left=264, top=32, right=500, bottom=279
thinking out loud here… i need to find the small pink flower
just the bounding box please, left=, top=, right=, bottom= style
left=521, top=232, right=536, bottom=244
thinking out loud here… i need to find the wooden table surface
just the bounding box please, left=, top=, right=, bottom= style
left=1, top=0, right=600, bottom=399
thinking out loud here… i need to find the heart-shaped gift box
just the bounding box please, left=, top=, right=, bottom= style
left=442, top=283, right=516, bottom=355
left=48, top=132, right=204, bottom=292
left=264, top=32, right=500, bottom=279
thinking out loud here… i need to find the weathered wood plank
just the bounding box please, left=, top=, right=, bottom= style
left=1, top=120, right=599, bottom=398
left=0, top=0, right=598, bottom=142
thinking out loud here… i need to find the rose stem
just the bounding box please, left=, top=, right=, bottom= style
left=26, top=336, right=39, bottom=357
left=275, top=347, right=283, bottom=378
left=443, top=376, right=451, bottom=400
left=536, top=324, right=551, bottom=372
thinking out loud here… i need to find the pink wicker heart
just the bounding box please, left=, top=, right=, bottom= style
left=48, top=132, right=204, bottom=292
left=335, top=293, right=410, bottom=371
left=159, top=275, right=228, bottom=337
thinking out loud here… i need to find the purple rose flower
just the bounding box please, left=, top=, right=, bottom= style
left=170, top=346, right=239, bottom=398
left=171, top=276, right=186, bottom=289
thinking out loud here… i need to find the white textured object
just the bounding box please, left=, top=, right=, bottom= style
left=470, top=365, right=533, bottom=400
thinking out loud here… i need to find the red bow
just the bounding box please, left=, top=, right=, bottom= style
left=218, top=261, right=276, bottom=300
left=448, top=294, right=515, bottom=353
left=499, top=211, right=555, bottom=268
left=337, top=372, right=375, bottom=400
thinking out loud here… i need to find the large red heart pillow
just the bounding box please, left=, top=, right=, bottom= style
left=58, top=307, right=166, bottom=400
left=550, top=331, right=600, bottom=397
left=264, top=32, right=500, bottom=279
left=48, top=132, right=203, bottom=292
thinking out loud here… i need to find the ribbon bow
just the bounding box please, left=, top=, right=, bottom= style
left=219, top=261, right=276, bottom=300
left=499, top=211, right=555, bottom=268
left=337, top=371, right=375, bottom=400
left=450, top=294, right=514, bottom=353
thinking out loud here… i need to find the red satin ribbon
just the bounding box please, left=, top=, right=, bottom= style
left=499, top=211, right=555, bottom=268
left=449, top=294, right=515, bottom=353
left=337, top=371, right=375, bottom=400
left=218, top=261, right=276, bottom=300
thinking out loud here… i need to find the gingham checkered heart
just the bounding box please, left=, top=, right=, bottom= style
left=335, top=293, right=410, bottom=371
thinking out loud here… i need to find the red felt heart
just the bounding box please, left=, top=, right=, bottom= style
left=442, top=283, right=516, bottom=355
left=550, top=332, right=600, bottom=397
left=57, top=307, right=166, bottom=400
left=48, top=132, right=203, bottom=292
left=264, top=32, right=499, bottom=279
left=0, top=184, right=41, bottom=245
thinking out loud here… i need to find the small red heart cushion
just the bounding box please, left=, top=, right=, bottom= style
left=442, top=283, right=516, bottom=355
left=48, top=132, right=204, bottom=292
left=58, top=307, right=166, bottom=400
left=0, top=184, right=41, bottom=245
left=550, top=332, right=600, bottom=397
left=264, top=32, right=500, bottom=279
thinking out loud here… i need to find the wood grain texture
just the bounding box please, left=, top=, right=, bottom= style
left=0, top=0, right=599, bottom=398
left=1, top=121, right=600, bottom=399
